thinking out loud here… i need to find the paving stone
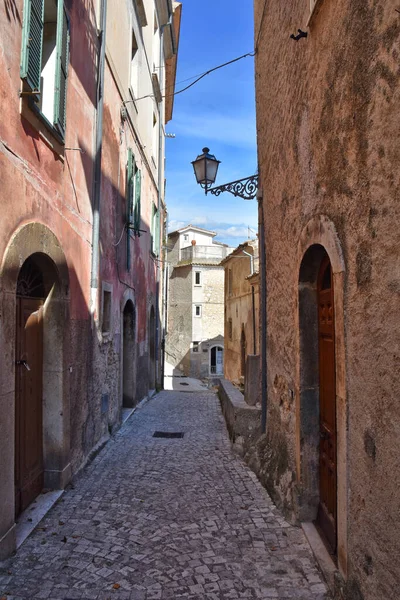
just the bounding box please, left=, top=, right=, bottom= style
left=0, top=391, right=330, bottom=599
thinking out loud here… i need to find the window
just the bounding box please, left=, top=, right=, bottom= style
left=184, top=234, right=189, bottom=241
left=126, top=149, right=141, bottom=269
left=152, top=111, right=159, bottom=165
left=130, top=29, right=140, bottom=97
left=195, top=305, right=202, bottom=317
left=20, top=0, right=70, bottom=138
left=126, top=149, right=141, bottom=233
left=192, top=341, right=200, bottom=353
left=153, top=12, right=160, bottom=71
left=194, top=271, right=201, bottom=286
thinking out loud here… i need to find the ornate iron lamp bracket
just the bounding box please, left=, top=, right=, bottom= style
left=203, top=174, right=258, bottom=200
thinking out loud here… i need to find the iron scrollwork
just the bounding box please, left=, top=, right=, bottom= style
left=206, top=175, right=258, bottom=200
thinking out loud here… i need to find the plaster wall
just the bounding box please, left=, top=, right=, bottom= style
left=254, top=1, right=400, bottom=598
left=179, top=229, right=215, bottom=250
left=197, top=266, right=225, bottom=342
left=0, top=0, right=98, bottom=557
left=92, top=0, right=171, bottom=425
left=165, top=265, right=192, bottom=372
left=106, top=0, right=166, bottom=186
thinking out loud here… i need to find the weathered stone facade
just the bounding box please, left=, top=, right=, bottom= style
left=166, top=226, right=233, bottom=378
left=253, top=1, right=400, bottom=599
left=0, top=0, right=180, bottom=559
left=222, top=240, right=259, bottom=386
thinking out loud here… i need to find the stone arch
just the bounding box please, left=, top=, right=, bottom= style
left=0, top=223, right=71, bottom=556
left=295, top=215, right=347, bottom=577
left=121, top=291, right=136, bottom=409
left=210, top=344, right=224, bottom=376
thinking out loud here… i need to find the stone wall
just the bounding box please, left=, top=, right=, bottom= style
left=224, top=244, right=259, bottom=383
left=254, top=1, right=400, bottom=598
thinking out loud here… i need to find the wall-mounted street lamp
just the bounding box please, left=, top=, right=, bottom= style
left=191, top=148, right=258, bottom=200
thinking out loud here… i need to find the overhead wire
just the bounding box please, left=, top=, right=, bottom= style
left=123, top=50, right=256, bottom=105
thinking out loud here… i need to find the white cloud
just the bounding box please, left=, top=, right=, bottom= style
left=214, top=226, right=253, bottom=238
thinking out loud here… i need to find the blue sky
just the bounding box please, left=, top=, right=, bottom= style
left=165, top=1, right=258, bottom=248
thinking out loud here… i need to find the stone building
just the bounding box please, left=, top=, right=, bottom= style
left=0, top=0, right=180, bottom=558
left=221, top=240, right=259, bottom=387
left=253, top=1, right=400, bottom=599
left=165, top=225, right=233, bottom=378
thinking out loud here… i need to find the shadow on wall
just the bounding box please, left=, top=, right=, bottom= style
left=66, top=0, right=98, bottom=106
left=4, top=0, right=22, bottom=25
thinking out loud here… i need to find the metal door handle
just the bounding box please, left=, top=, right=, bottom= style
left=16, top=360, right=31, bottom=371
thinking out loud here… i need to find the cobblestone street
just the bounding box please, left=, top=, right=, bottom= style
left=0, top=391, right=329, bottom=600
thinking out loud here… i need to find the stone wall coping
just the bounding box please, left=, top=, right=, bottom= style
left=220, top=379, right=260, bottom=412
left=218, top=379, right=262, bottom=456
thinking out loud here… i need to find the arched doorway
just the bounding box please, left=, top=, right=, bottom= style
left=298, top=245, right=337, bottom=554
left=317, top=256, right=337, bottom=552
left=296, top=215, right=347, bottom=575
left=149, top=306, right=156, bottom=390
left=122, top=300, right=136, bottom=408
left=210, top=345, right=223, bottom=375
left=15, top=253, right=58, bottom=517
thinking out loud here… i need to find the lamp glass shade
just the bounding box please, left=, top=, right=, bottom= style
left=192, top=147, right=220, bottom=187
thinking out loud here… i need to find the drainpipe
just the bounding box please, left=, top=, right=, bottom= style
left=258, top=189, right=267, bottom=433
left=154, top=20, right=167, bottom=388
left=241, top=249, right=254, bottom=275
left=90, top=0, right=107, bottom=315
left=161, top=224, right=169, bottom=387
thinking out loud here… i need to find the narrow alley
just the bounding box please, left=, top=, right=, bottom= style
left=0, top=391, right=329, bottom=600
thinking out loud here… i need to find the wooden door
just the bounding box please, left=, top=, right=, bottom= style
left=317, top=257, right=337, bottom=553
left=15, top=298, right=44, bottom=517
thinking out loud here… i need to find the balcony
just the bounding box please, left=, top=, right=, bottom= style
left=179, top=245, right=231, bottom=265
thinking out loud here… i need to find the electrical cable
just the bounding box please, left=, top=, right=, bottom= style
left=123, top=50, right=256, bottom=105
left=113, top=222, right=127, bottom=246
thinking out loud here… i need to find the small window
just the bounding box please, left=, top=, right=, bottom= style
left=228, top=318, right=233, bottom=340
left=152, top=111, right=158, bottom=165
left=194, top=271, right=201, bottom=286
left=102, top=289, right=112, bottom=334
left=184, top=234, right=189, bottom=241
left=195, top=305, right=202, bottom=317
left=192, top=341, right=200, bottom=353
left=131, top=29, right=139, bottom=96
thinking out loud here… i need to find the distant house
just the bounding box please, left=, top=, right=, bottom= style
left=221, top=240, right=259, bottom=387
left=165, top=225, right=234, bottom=378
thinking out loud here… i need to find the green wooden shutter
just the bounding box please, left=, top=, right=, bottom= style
left=20, top=0, right=44, bottom=92
left=54, top=1, right=70, bottom=136
left=155, top=207, right=160, bottom=256
left=134, top=168, right=141, bottom=236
